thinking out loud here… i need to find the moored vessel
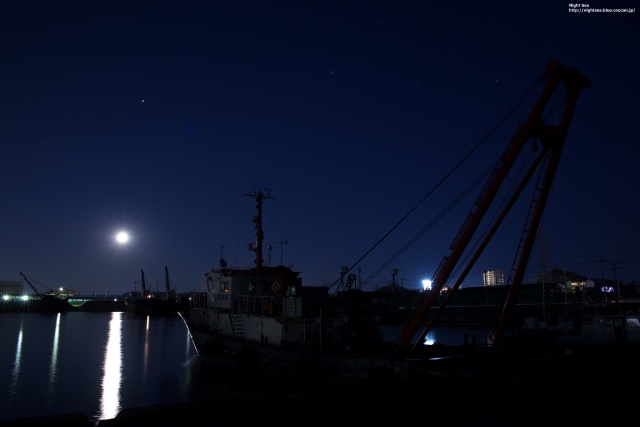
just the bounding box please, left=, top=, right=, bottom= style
left=179, top=189, right=410, bottom=384
left=178, top=61, right=633, bottom=386
left=0, top=272, right=76, bottom=313
left=124, top=267, right=179, bottom=316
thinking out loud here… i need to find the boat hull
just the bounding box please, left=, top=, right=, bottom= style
left=178, top=307, right=418, bottom=385
left=0, top=297, right=75, bottom=313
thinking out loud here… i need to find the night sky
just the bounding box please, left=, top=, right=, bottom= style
left=1, top=1, right=638, bottom=296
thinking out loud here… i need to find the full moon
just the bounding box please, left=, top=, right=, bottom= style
left=115, top=231, right=129, bottom=244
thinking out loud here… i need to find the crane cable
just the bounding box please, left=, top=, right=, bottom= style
left=330, top=72, right=548, bottom=293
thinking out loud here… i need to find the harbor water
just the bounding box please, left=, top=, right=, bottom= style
left=1, top=311, right=496, bottom=425
left=0, top=311, right=287, bottom=424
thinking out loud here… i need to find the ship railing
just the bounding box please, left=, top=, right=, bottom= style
left=188, top=293, right=209, bottom=308
left=233, top=295, right=285, bottom=316
left=193, top=292, right=306, bottom=318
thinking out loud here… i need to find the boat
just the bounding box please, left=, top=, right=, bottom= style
left=124, top=268, right=179, bottom=316
left=124, top=269, right=158, bottom=314
left=0, top=294, right=75, bottom=313
left=179, top=190, right=436, bottom=385
left=179, top=61, right=630, bottom=386
left=159, top=265, right=180, bottom=314
left=176, top=190, right=569, bottom=387
left=0, top=272, right=75, bottom=313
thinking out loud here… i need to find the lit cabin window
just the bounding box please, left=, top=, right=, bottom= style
left=220, top=280, right=229, bottom=293
left=286, top=286, right=297, bottom=297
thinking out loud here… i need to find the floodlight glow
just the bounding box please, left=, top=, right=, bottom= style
left=422, top=280, right=432, bottom=291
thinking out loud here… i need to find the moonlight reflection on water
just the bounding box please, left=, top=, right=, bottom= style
left=100, top=312, right=123, bottom=421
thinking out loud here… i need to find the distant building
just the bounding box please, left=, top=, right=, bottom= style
left=0, top=280, right=24, bottom=295
left=567, top=279, right=595, bottom=290
left=58, top=287, right=75, bottom=298
left=483, top=269, right=505, bottom=287
left=0, top=279, right=74, bottom=298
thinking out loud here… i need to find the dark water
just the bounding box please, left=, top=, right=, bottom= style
left=0, top=311, right=497, bottom=424
left=0, top=311, right=266, bottom=424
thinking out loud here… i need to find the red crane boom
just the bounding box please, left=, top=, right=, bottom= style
left=395, top=60, right=590, bottom=351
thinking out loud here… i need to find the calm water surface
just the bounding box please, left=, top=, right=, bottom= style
left=0, top=311, right=265, bottom=424
left=0, top=311, right=494, bottom=424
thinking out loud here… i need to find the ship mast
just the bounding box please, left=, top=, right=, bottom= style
left=141, top=269, right=148, bottom=297
left=246, top=188, right=273, bottom=273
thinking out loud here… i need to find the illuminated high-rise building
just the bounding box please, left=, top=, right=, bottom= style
left=483, top=269, right=504, bottom=287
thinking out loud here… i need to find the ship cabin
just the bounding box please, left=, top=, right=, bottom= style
left=202, top=264, right=328, bottom=318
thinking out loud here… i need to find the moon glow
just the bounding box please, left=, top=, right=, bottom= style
left=115, top=231, right=129, bottom=244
